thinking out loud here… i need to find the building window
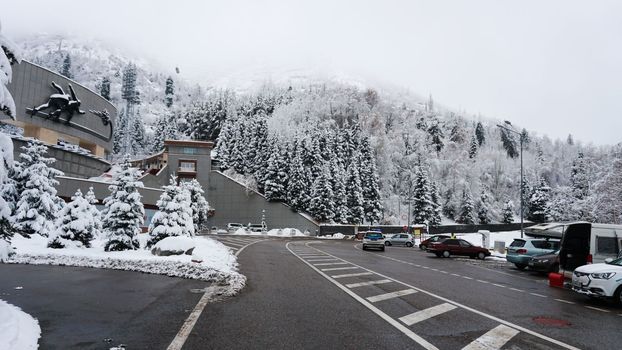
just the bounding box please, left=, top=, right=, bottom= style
left=182, top=147, right=198, bottom=155
left=178, top=160, right=196, bottom=172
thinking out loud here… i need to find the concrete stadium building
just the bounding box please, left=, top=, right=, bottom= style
left=2, top=60, right=319, bottom=233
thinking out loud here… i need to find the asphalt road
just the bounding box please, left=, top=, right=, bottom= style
left=2, top=237, right=622, bottom=349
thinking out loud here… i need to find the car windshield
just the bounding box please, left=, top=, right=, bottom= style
left=606, top=258, right=622, bottom=266
left=510, top=239, right=526, bottom=247
left=365, top=233, right=383, bottom=239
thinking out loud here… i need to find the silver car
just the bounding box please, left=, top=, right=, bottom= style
left=384, top=233, right=414, bottom=247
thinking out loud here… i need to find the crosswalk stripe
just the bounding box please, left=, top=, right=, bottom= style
left=299, top=255, right=328, bottom=258
left=346, top=279, right=392, bottom=288
left=219, top=241, right=247, bottom=247
left=399, top=303, right=457, bottom=326
left=332, top=272, right=373, bottom=279
left=313, top=262, right=349, bottom=266
left=461, top=324, right=519, bottom=350
left=307, top=258, right=339, bottom=262
left=367, top=289, right=417, bottom=303
left=321, top=266, right=358, bottom=272
left=222, top=238, right=256, bottom=244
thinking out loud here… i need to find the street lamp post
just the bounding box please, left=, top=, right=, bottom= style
left=497, top=121, right=524, bottom=238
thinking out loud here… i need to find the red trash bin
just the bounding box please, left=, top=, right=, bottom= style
left=548, top=272, right=564, bottom=288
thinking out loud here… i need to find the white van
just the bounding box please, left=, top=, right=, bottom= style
left=525, top=222, right=622, bottom=271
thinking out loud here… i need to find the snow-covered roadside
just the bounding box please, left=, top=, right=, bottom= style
left=0, top=299, right=41, bottom=350
left=7, top=234, right=246, bottom=295
left=228, top=228, right=309, bottom=237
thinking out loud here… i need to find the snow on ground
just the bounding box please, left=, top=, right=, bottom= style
left=8, top=234, right=245, bottom=295
left=0, top=240, right=14, bottom=262
left=317, top=233, right=348, bottom=240
left=0, top=299, right=41, bottom=350
left=229, top=228, right=309, bottom=237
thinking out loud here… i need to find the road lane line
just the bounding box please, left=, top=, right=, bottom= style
left=461, top=324, right=519, bottom=350
left=509, top=288, right=524, bottom=293
left=585, top=306, right=610, bottom=313
left=234, top=238, right=269, bottom=257
left=307, top=242, right=580, bottom=350
left=451, top=273, right=461, bottom=277
left=530, top=293, right=547, bottom=298
left=219, top=241, right=247, bottom=247
left=555, top=299, right=575, bottom=305
left=332, top=272, right=373, bottom=279
left=313, top=262, right=349, bottom=266
left=476, top=280, right=489, bottom=284
left=399, top=303, right=457, bottom=326
left=367, top=289, right=417, bottom=303
left=321, top=266, right=359, bottom=272
left=346, top=279, right=392, bottom=288
left=462, top=276, right=473, bottom=280
left=491, top=283, right=506, bottom=288
left=287, top=243, right=439, bottom=350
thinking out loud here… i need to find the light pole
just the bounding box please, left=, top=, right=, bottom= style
left=497, top=121, right=524, bottom=238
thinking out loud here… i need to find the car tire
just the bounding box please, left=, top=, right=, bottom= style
left=381, top=246, right=385, bottom=252
left=362, top=245, right=367, bottom=251
left=477, top=252, right=486, bottom=260
left=614, top=285, right=622, bottom=306
left=385, top=241, right=391, bottom=246
left=515, top=263, right=527, bottom=270
left=405, top=242, right=413, bottom=247
left=420, top=244, right=427, bottom=250
left=442, top=250, right=451, bottom=258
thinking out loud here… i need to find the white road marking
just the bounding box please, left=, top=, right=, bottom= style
left=476, top=280, right=489, bottom=284
left=461, top=324, right=519, bottom=350
left=585, top=306, right=610, bottom=313
left=509, top=288, right=524, bottom=293
left=287, top=243, right=439, bottom=350
left=305, top=242, right=580, bottom=350
left=321, top=266, right=359, bottom=272
left=307, top=258, right=339, bottom=262
left=440, top=271, right=449, bottom=274
left=300, top=255, right=329, bottom=259
left=221, top=238, right=255, bottom=244
left=167, top=286, right=221, bottom=350
left=332, top=272, right=374, bottom=279
left=555, top=299, right=575, bottom=305
left=462, top=276, right=474, bottom=280
left=346, top=279, right=392, bottom=288
left=530, top=293, right=547, bottom=298
left=235, top=238, right=268, bottom=257
left=367, top=289, right=417, bottom=303
left=399, top=303, right=457, bottom=326
left=219, top=241, right=247, bottom=247
left=451, top=273, right=461, bottom=277
left=491, top=283, right=506, bottom=288
left=313, top=262, right=349, bottom=266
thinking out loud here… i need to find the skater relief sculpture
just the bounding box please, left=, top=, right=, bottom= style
left=29, top=81, right=85, bottom=124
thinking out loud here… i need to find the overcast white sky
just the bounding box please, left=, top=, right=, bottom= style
left=3, top=0, right=621, bottom=145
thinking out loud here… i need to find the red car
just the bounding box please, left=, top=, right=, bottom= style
left=419, top=235, right=451, bottom=250
left=427, top=239, right=491, bottom=260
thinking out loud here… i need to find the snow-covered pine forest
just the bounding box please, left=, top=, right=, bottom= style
left=11, top=34, right=622, bottom=226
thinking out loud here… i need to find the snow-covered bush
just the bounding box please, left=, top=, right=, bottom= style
left=181, top=179, right=210, bottom=233
left=12, top=140, right=64, bottom=237
left=48, top=190, right=96, bottom=248
left=84, top=186, right=102, bottom=238
left=102, top=158, right=144, bottom=251
left=148, top=176, right=194, bottom=247
left=0, top=20, right=22, bottom=118
left=0, top=132, right=14, bottom=241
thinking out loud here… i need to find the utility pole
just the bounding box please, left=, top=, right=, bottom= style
left=497, top=121, right=524, bottom=238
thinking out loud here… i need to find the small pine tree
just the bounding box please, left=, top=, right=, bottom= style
left=0, top=132, right=15, bottom=241
left=429, top=182, right=442, bottom=227
left=13, top=140, right=64, bottom=237
left=61, top=54, right=72, bottom=79
left=102, top=158, right=144, bottom=251
left=359, top=138, right=383, bottom=223
left=527, top=179, right=551, bottom=223
left=456, top=187, right=476, bottom=224
left=100, top=77, right=111, bottom=100
left=263, top=142, right=289, bottom=201
left=148, top=176, right=194, bottom=247
left=468, top=135, right=478, bottom=159
left=181, top=179, right=210, bottom=233
left=570, top=152, right=589, bottom=200
left=502, top=200, right=514, bottom=224
left=85, top=186, right=102, bottom=238
left=308, top=165, right=335, bottom=222
left=165, top=76, right=174, bottom=108
left=500, top=128, right=518, bottom=158
left=331, top=160, right=349, bottom=224
left=346, top=164, right=365, bottom=224
left=411, top=167, right=432, bottom=224
left=286, top=147, right=310, bottom=212
left=477, top=187, right=493, bottom=224
left=427, top=119, right=444, bottom=153
left=48, top=190, right=95, bottom=248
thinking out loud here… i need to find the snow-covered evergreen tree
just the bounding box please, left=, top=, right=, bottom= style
left=346, top=164, right=365, bottom=224
left=570, top=152, right=589, bottom=200
left=308, top=165, right=335, bottom=222
left=429, top=181, right=442, bottom=227
left=48, top=189, right=95, bottom=248
left=0, top=131, right=15, bottom=241
left=331, top=159, right=349, bottom=224
left=286, top=145, right=310, bottom=212
left=181, top=179, right=210, bottom=233
left=85, top=186, right=102, bottom=238
left=100, top=76, right=110, bottom=100
left=263, top=141, right=289, bottom=201
left=427, top=118, right=444, bottom=153
left=102, top=158, right=144, bottom=251
left=500, top=128, right=519, bottom=158
left=502, top=200, right=515, bottom=224
left=468, top=135, right=478, bottom=159
left=527, top=178, right=551, bottom=223
left=1, top=20, right=22, bottom=118
left=164, top=76, right=174, bottom=108
left=477, top=187, right=493, bottom=224
left=61, top=54, right=72, bottom=79
left=13, top=140, right=63, bottom=237
left=411, top=167, right=432, bottom=225
left=359, top=137, right=383, bottom=223
left=475, top=121, right=485, bottom=146
left=442, top=188, right=457, bottom=221
left=456, top=187, right=476, bottom=224
left=148, top=176, right=194, bottom=247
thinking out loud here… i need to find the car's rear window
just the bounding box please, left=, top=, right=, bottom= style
left=510, top=239, right=526, bottom=247
left=366, top=233, right=383, bottom=238
left=531, top=240, right=559, bottom=249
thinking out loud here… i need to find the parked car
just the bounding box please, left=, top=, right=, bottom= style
left=248, top=224, right=265, bottom=233
left=506, top=238, right=560, bottom=270
left=385, top=233, right=414, bottom=247
left=572, top=257, right=622, bottom=304
left=227, top=223, right=244, bottom=232
left=528, top=250, right=560, bottom=273
left=362, top=232, right=385, bottom=251
left=419, top=235, right=451, bottom=250
left=427, top=239, right=490, bottom=259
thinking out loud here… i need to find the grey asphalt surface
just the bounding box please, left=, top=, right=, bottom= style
left=0, top=264, right=207, bottom=349
left=2, top=238, right=621, bottom=349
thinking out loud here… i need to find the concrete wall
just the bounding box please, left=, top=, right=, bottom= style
left=11, top=137, right=110, bottom=178
left=207, top=171, right=319, bottom=234
left=3, top=60, right=116, bottom=152
left=56, top=176, right=163, bottom=208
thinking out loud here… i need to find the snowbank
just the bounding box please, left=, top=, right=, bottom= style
left=153, top=236, right=195, bottom=254
left=318, top=233, right=347, bottom=240
left=0, top=240, right=14, bottom=262
left=8, top=234, right=245, bottom=295
left=231, top=228, right=309, bottom=237
left=0, top=299, right=41, bottom=350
